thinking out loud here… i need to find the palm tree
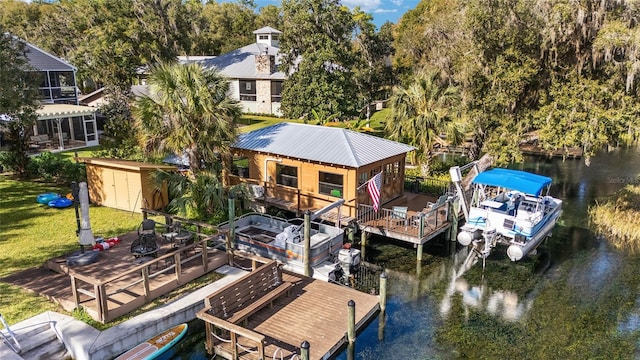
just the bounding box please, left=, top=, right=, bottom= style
left=134, top=62, right=241, bottom=183
left=386, top=71, right=464, bottom=176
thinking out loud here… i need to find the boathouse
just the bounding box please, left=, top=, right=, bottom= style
left=229, top=122, right=415, bottom=221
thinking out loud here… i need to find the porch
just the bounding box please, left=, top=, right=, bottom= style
left=30, top=104, right=99, bottom=151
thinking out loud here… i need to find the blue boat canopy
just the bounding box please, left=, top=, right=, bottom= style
left=472, top=168, right=552, bottom=196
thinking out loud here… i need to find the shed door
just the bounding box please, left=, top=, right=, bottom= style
left=103, top=168, right=133, bottom=211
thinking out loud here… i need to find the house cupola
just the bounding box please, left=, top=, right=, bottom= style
left=253, top=26, right=281, bottom=48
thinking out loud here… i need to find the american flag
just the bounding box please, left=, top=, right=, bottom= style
left=367, top=172, right=383, bottom=212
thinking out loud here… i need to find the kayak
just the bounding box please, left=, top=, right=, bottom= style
left=115, top=323, right=188, bottom=360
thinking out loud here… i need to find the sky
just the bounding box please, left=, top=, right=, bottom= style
left=251, top=0, right=421, bottom=29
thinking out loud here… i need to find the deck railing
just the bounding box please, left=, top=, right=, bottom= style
left=69, top=211, right=223, bottom=323
left=404, top=175, right=453, bottom=197
left=228, top=175, right=357, bottom=217
left=357, top=200, right=449, bottom=238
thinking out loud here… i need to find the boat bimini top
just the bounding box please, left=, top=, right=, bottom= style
left=472, top=168, right=552, bottom=197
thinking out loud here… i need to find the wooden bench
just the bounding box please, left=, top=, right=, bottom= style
left=204, top=260, right=292, bottom=326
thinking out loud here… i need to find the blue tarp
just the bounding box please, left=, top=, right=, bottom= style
left=472, top=168, right=552, bottom=196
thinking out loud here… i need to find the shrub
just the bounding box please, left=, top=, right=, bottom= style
left=26, top=152, right=86, bottom=183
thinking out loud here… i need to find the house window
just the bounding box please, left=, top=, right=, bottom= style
left=271, top=81, right=283, bottom=102
left=319, top=171, right=343, bottom=197
left=232, top=157, right=249, bottom=178
left=393, top=161, right=400, bottom=180
left=358, top=172, right=368, bottom=186
left=259, top=35, right=269, bottom=40
left=272, top=35, right=279, bottom=41
left=276, top=164, right=298, bottom=187
left=384, top=163, right=394, bottom=184
left=239, top=80, right=256, bottom=101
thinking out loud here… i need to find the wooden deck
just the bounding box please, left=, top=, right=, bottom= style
left=200, top=270, right=380, bottom=360
left=358, top=192, right=452, bottom=245
left=6, top=230, right=228, bottom=323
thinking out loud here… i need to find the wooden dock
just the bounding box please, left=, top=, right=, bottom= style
left=197, top=259, right=380, bottom=360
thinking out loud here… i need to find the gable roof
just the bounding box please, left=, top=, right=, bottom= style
left=234, top=122, right=415, bottom=168
left=20, top=38, right=76, bottom=72
left=188, top=42, right=286, bottom=80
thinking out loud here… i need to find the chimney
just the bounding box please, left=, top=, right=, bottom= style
left=255, top=48, right=275, bottom=75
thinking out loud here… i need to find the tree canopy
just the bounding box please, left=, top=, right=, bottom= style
left=133, top=62, right=241, bottom=179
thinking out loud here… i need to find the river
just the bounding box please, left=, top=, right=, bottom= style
left=171, top=147, right=640, bottom=359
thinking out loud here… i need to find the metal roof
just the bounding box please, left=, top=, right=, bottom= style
left=187, top=43, right=286, bottom=80
left=473, top=168, right=552, bottom=196
left=22, top=39, right=76, bottom=72
left=253, top=26, right=282, bottom=35
left=234, top=122, right=416, bottom=168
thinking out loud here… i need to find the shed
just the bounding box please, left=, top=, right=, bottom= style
left=80, top=158, right=176, bottom=213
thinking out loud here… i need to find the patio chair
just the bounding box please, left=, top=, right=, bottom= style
left=131, top=219, right=159, bottom=258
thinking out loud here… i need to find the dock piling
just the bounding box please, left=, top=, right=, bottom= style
left=379, top=272, right=387, bottom=312
left=347, top=300, right=356, bottom=344
left=361, top=231, right=367, bottom=261
left=300, top=341, right=310, bottom=360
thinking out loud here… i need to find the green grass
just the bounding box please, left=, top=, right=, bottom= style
left=57, top=145, right=102, bottom=160
left=0, top=176, right=155, bottom=324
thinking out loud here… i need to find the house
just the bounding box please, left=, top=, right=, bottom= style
left=184, top=26, right=285, bottom=116
left=228, top=122, right=416, bottom=219
left=2, top=36, right=99, bottom=151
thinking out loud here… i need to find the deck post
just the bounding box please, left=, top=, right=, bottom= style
left=417, top=243, right=424, bottom=262
left=175, top=253, right=182, bottom=284
left=360, top=231, right=367, bottom=261
left=304, top=210, right=311, bottom=277
left=227, top=195, right=235, bottom=266
left=419, top=213, right=425, bottom=238
left=347, top=299, right=356, bottom=344
left=201, top=238, right=209, bottom=273
left=142, top=266, right=150, bottom=299
left=379, top=272, right=387, bottom=312
left=70, top=276, right=80, bottom=309
left=300, top=341, right=310, bottom=360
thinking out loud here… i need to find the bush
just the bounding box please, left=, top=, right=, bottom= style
left=26, top=152, right=86, bottom=183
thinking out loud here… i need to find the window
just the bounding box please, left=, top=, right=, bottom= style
left=319, top=171, right=343, bottom=197
left=259, top=35, right=269, bottom=40
left=358, top=172, right=368, bottom=186
left=49, top=71, right=74, bottom=87
left=239, top=80, right=256, bottom=101
left=232, top=157, right=249, bottom=178
left=384, top=163, right=394, bottom=184
left=276, top=164, right=298, bottom=187
left=271, top=81, right=283, bottom=102
left=272, top=35, right=279, bottom=41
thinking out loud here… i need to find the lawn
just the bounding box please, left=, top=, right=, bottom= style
left=0, top=175, right=149, bottom=324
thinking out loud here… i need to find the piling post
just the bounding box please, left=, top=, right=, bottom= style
left=348, top=227, right=354, bottom=243
left=360, top=231, right=367, bottom=261
left=227, top=195, right=235, bottom=266
left=304, top=210, right=311, bottom=277
left=447, top=197, right=459, bottom=255
left=417, top=243, right=423, bottom=262
left=347, top=300, right=356, bottom=344
left=300, top=341, right=310, bottom=360
left=379, top=272, right=387, bottom=312
left=347, top=342, right=355, bottom=360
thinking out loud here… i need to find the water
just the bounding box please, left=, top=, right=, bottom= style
left=177, top=147, right=640, bottom=359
